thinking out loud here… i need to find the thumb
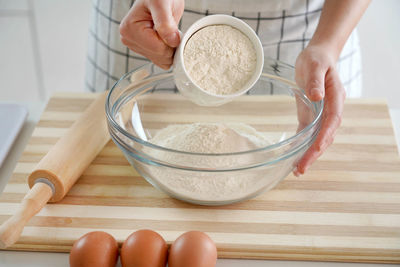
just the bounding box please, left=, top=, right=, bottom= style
left=305, top=66, right=325, bottom=102
left=150, top=1, right=180, bottom=47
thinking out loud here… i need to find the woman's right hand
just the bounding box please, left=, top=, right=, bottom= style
left=120, top=0, right=184, bottom=69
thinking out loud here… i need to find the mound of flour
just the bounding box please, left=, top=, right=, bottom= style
left=183, top=25, right=257, bottom=95
left=145, top=122, right=272, bottom=202
left=149, top=123, right=265, bottom=153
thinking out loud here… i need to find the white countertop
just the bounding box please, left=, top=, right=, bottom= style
left=0, top=100, right=399, bottom=267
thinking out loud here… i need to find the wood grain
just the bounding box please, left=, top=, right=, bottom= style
left=0, top=92, right=399, bottom=263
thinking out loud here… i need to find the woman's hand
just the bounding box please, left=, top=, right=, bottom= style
left=294, top=45, right=346, bottom=176
left=119, top=0, right=184, bottom=69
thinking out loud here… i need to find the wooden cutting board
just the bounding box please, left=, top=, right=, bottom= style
left=0, top=92, right=400, bottom=263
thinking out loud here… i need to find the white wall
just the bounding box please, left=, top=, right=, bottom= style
left=0, top=0, right=91, bottom=102
left=358, top=0, right=400, bottom=108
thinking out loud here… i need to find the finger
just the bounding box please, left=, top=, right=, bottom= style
left=124, top=32, right=175, bottom=58
left=126, top=43, right=172, bottom=68
left=121, top=37, right=174, bottom=66
left=293, top=167, right=302, bottom=177
left=296, top=68, right=345, bottom=175
left=314, top=67, right=345, bottom=149
left=155, top=63, right=172, bottom=70
left=149, top=0, right=180, bottom=47
left=121, top=21, right=175, bottom=58
left=132, top=47, right=172, bottom=69
left=150, top=58, right=173, bottom=68
left=121, top=37, right=172, bottom=69
left=295, top=94, right=314, bottom=133
left=305, top=60, right=326, bottom=101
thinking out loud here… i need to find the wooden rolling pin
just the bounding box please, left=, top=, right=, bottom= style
left=0, top=91, right=110, bottom=248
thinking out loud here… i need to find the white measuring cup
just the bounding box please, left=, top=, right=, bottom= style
left=173, top=14, right=264, bottom=106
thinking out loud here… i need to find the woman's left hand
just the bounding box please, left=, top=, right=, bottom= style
left=294, top=44, right=346, bottom=176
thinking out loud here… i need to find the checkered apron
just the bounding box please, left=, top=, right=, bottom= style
left=85, top=0, right=362, bottom=97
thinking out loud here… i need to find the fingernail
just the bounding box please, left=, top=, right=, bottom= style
left=165, top=32, right=179, bottom=47
left=293, top=167, right=300, bottom=177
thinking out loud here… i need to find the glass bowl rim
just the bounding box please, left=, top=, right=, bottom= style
left=105, top=61, right=324, bottom=157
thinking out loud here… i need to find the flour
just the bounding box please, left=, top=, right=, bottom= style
left=149, top=123, right=263, bottom=154
left=145, top=123, right=273, bottom=202
left=183, top=25, right=257, bottom=95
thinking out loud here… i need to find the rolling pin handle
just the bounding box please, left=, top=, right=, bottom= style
left=0, top=182, right=53, bottom=248
left=1, top=91, right=110, bottom=247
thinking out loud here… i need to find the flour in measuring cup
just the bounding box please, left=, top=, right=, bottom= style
left=183, top=25, right=257, bottom=95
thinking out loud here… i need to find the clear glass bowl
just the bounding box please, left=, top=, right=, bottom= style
left=106, top=57, right=323, bottom=206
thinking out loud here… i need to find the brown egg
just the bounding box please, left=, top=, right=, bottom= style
left=69, top=231, right=119, bottom=267
left=120, top=229, right=168, bottom=267
left=169, top=231, right=217, bottom=267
